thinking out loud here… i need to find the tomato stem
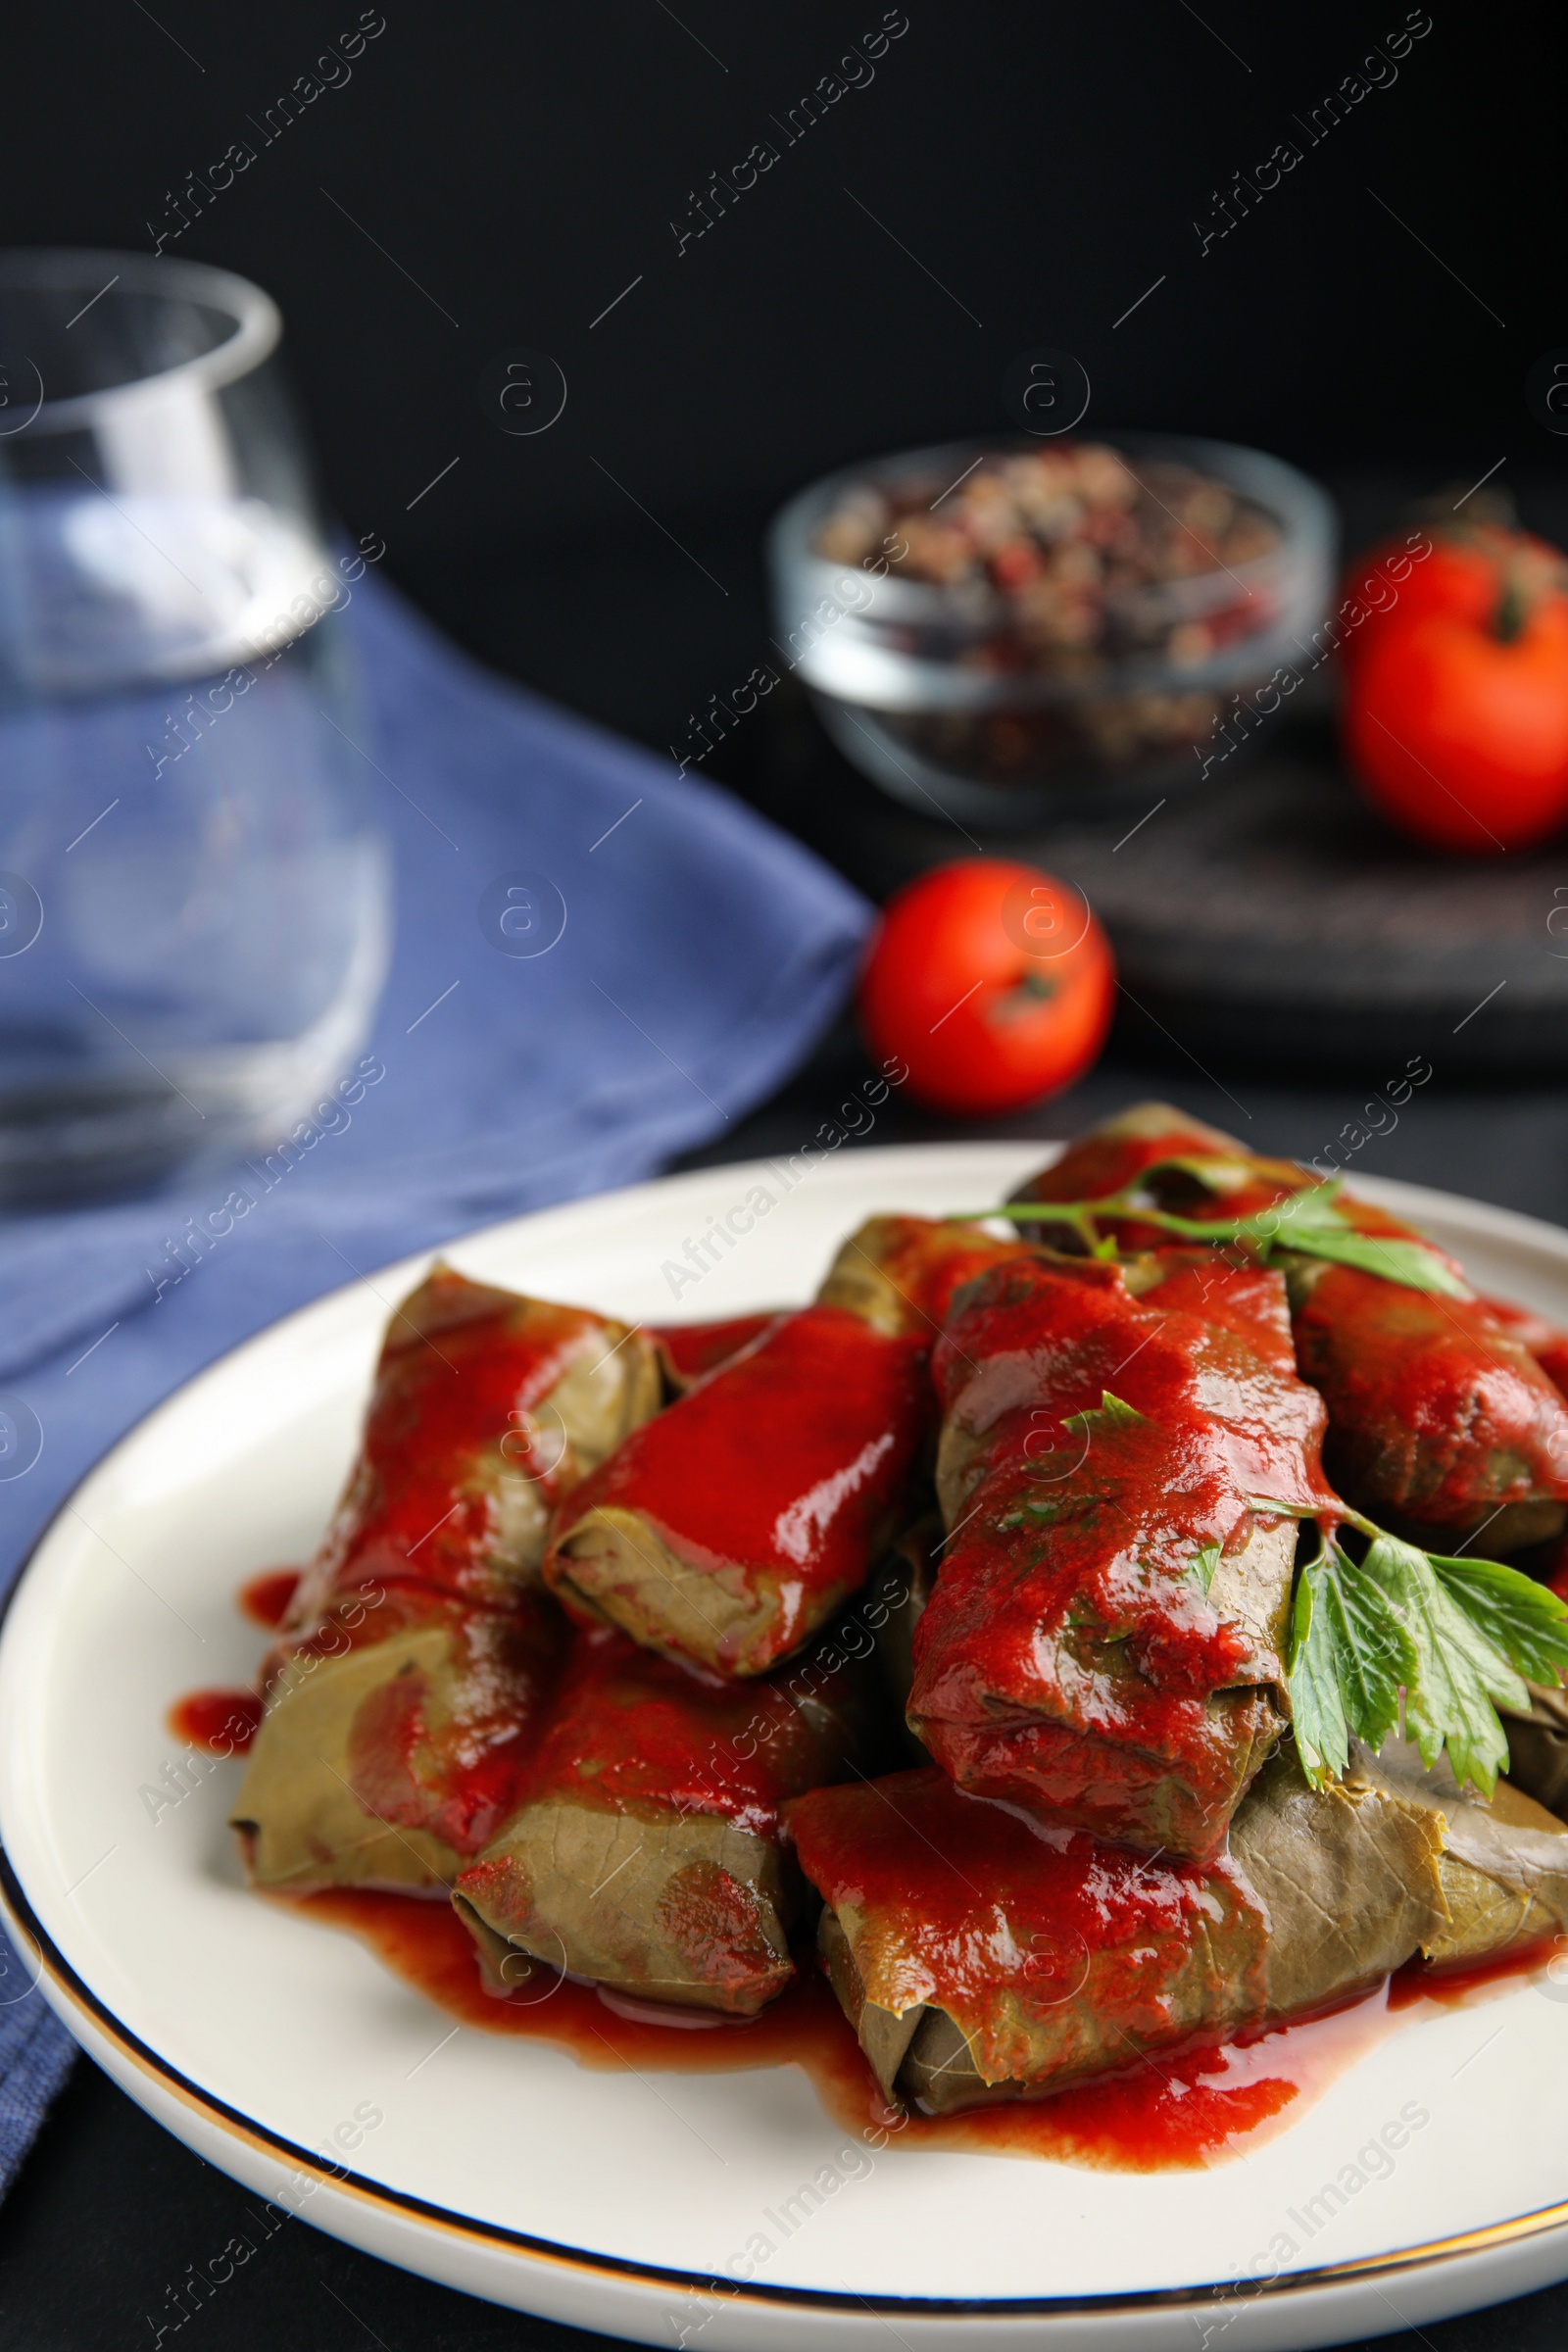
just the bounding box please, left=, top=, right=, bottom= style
left=1494, top=571, right=1530, bottom=645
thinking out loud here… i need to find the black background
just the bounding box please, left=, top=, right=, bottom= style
left=6, top=5, right=1568, bottom=2346
left=5, top=0, right=1563, bottom=767
left=7, top=1, right=1549, bottom=526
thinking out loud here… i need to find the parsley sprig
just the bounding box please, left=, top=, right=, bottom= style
left=959, top=1163, right=1470, bottom=1300
left=1269, top=1501, right=1568, bottom=1795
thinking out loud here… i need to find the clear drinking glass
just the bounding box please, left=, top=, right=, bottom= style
left=0, top=250, right=391, bottom=1203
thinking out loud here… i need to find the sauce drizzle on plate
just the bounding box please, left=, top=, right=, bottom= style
left=168, top=1688, right=263, bottom=1755
left=278, top=1889, right=1550, bottom=2172
left=238, top=1568, right=303, bottom=1630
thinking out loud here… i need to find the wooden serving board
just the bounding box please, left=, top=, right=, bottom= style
left=760, top=698, right=1568, bottom=1076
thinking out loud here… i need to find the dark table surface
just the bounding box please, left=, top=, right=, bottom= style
left=9, top=502, right=1568, bottom=2349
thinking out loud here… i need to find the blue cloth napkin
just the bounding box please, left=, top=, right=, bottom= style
left=0, top=570, right=870, bottom=2192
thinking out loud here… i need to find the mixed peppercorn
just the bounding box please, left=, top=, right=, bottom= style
left=817, top=441, right=1281, bottom=673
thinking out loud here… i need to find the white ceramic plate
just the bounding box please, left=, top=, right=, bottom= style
left=6, top=1143, right=1568, bottom=2352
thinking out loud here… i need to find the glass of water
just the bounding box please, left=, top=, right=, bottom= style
left=0, top=249, right=391, bottom=1203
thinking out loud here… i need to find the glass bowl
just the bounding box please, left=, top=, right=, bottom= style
left=766, top=432, right=1337, bottom=827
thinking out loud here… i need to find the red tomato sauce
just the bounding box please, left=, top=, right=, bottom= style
left=513, top=1623, right=873, bottom=1838
left=315, top=1271, right=612, bottom=1604
left=548, top=1304, right=930, bottom=1672
left=791, top=1766, right=1266, bottom=2044
left=840, top=1217, right=1041, bottom=1334
left=1015, top=1123, right=1308, bottom=1253
left=238, top=1568, right=303, bottom=1629
left=1017, top=1121, right=1568, bottom=1528
left=168, top=1688, right=263, bottom=1755
left=1292, top=1263, right=1568, bottom=1524
left=282, top=1889, right=1466, bottom=2172
left=912, top=1253, right=1337, bottom=1851
left=1387, top=1936, right=1561, bottom=2011
left=651, top=1315, right=779, bottom=1389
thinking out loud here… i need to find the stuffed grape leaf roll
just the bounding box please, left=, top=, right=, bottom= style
left=543, top=1303, right=930, bottom=1676
left=288, top=1263, right=661, bottom=1621
left=231, top=1581, right=568, bottom=1893
left=1289, top=1262, right=1568, bottom=1550
left=815, top=1214, right=1034, bottom=1340
left=792, top=1743, right=1568, bottom=2114
left=1012, top=1103, right=1568, bottom=1552
left=1471, top=1296, right=1568, bottom=1402
left=452, top=1619, right=887, bottom=2013
left=651, top=1314, right=783, bottom=1395
left=233, top=1262, right=653, bottom=1891
left=908, top=1249, right=1334, bottom=1856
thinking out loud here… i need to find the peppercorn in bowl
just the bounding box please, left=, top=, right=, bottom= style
left=767, top=433, right=1335, bottom=823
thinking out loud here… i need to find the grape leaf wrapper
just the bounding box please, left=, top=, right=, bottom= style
left=1139, top=1152, right=1283, bottom=1198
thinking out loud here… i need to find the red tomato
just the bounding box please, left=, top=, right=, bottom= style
left=858, top=859, right=1115, bottom=1115
left=1343, top=596, right=1568, bottom=855
left=1340, top=522, right=1567, bottom=681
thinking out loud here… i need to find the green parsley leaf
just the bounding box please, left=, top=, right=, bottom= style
left=1287, top=1533, right=1411, bottom=1787
left=979, top=1167, right=1471, bottom=1301
left=1427, top=1552, right=1568, bottom=1688
left=1273, top=1228, right=1471, bottom=1298
left=1186, top=1541, right=1222, bottom=1596
left=1283, top=1521, right=1568, bottom=1797
left=1325, top=1542, right=1411, bottom=1754
left=1359, top=1533, right=1519, bottom=1795
left=1243, top=1182, right=1346, bottom=1238
left=1062, top=1390, right=1148, bottom=1438
left=1286, top=1548, right=1351, bottom=1787
left=1234, top=1184, right=1469, bottom=1296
